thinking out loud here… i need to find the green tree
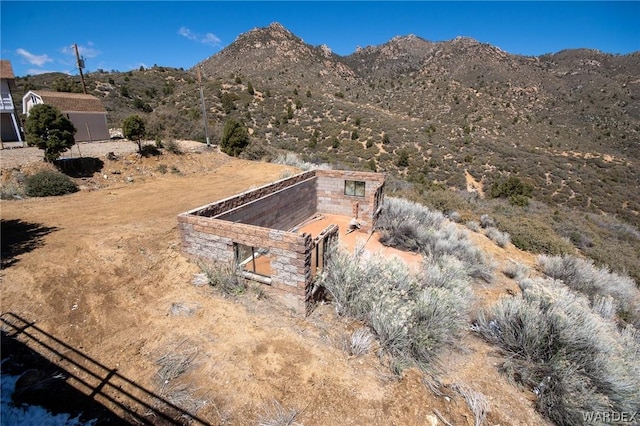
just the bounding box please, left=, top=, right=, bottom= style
left=382, top=133, right=390, bottom=145
left=490, top=176, right=533, bottom=200
left=287, top=103, right=294, bottom=120
left=220, top=119, right=249, bottom=157
left=220, top=92, right=236, bottom=114
left=52, top=76, right=80, bottom=93
left=247, top=81, right=254, bottom=95
left=25, top=104, right=76, bottom=162
left=396, top=150, right=410, bottom=167
left=122, top=115, right=146, bottom=152
left=133, top=98, right=152, bottom=113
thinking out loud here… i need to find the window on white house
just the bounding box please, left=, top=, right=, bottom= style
left=344, top=180, right=365, bottom=197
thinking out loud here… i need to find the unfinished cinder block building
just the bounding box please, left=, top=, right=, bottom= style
left=178, top=169, right=385, bottom=314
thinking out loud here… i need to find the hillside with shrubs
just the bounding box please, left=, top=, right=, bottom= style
left=14, top=23, right=639, bottom=285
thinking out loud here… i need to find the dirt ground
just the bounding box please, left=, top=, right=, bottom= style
left=1, top=142, right=550, bottom=425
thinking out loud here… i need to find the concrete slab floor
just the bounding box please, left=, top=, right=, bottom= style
left=296, top=213, right=423, bottom=271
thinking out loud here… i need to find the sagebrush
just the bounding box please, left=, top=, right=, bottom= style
left=25, top=170, right=79, bottom=197
left=318, top=242, right=473, bottom=372
left=475, top=277, right=640, bottom=425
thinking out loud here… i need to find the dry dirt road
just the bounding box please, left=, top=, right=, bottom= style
left=1, top=146, right=547, bottom=425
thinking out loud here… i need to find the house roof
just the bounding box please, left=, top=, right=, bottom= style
left=29, top=90, right=107, bottom=113
left=0, top=60, right=15, bottom=80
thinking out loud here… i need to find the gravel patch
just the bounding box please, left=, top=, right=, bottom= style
left=0, top=140, right=209, bottom=169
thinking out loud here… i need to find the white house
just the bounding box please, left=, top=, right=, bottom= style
left=23, top=90, right=110, bottom=142
left=0, top=60, right=24, bottom=146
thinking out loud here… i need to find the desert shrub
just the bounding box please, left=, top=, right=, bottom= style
left=447, top=211, right=462, bottom=223
left=257, top=400, right=301, bottom=426
left=162, top=139, right=182, bottom=154
left=318, top=242, right=474, bottom=372
left=452, top=383, right=489, bottom=426
left=476, top=278, right=640, bottom=425
left=485, top=227, right=511, bottom=248
left=349, top=328, right=374, bottom=356
left=375, top=197, right=445, bottom=251
left=465, top=221, right=480, bottom=232
left=503, top=261, right=529, bottom=280
left=157, top=164, right=168, bottom=174
left=479, top=214, right=495, bottom=228
left=376, top=197, right=493, bottom=282
left=496, top=215, right=574, bottom=255
left=0, top=183, right=24, bottom=200
left=25, top=170, right=79, bottom=197
left=539, top=254, right=640, bottom=327
left=490, top=176, right=533, bottom=198
left=273, top=153, right=331, bottom=171
left=199, top=262, right=246, bottom=296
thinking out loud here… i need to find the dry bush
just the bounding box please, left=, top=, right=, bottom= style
left=539, top=254, right=640, bottom=327
left=485, top=226, right=511, bottom=248
left=376, top=197, right=493, bottom=282
left=475, top=278, right=640, bottom=425
left=452, top=383, right=489, bottom=426
left=349, top=327, right=374, bottom=356
left=503, top=261, right=529, bottom=281
left=318, top=242, right=473, bottom=373
left=257, top=400, right=301, bottom=426
left=199, top=261, right=246, bottom=296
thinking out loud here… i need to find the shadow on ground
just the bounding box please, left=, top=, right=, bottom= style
left=54, top=157, right=105, bottom=178
left=1, top=312, right=210, bottom=425
left=0, top=219, right=58, bottom=268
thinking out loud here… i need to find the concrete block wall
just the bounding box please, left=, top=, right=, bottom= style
left=217, top=177, right=317, bottom=230
left=178, top=213, right=313, bottom=313
left=315, top=170, right=386, bottom=231
left=188, top=171, right=316, bottom=218
left=178, top=169, right=386, bottom=315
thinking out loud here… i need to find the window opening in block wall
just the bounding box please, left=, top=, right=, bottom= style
left=311, top=238, right=325, bottom=277
left=344, top=180, right=366, bottom=197
left=234, top=243, right=272, bottom=278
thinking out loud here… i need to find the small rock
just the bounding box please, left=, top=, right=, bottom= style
left=103, top=174, right=108, bottom=179
left=425, top=414, right=438, bottom=426
left=192, top=273, right=208, bottom=287
left=126, top=176, right=134, bottom=183
left=111, top=170, right=121, bottom=175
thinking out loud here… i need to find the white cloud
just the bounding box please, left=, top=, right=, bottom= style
left=178, top=26, right=221, bottom=47
left=202, top=33, right=221, bottom=46
left=27, top=68, right=70, bottom=75
left=16, top=48, right=52, bottom=67
left=61, top=43, right=101, bottom=59
left=178, top=26, right=197, bottom=41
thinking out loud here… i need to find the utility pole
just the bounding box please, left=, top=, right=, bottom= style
left=73, top=44, right=87, bottom=94
left=197, top=66, right=211, bottom=147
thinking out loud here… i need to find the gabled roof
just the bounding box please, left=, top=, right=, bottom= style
left=28, top=90, right=106, bottom=113
left=0, top=60, right=15, bottom=80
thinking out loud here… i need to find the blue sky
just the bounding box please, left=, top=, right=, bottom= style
left=1, top=1, right=638, bottom=77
